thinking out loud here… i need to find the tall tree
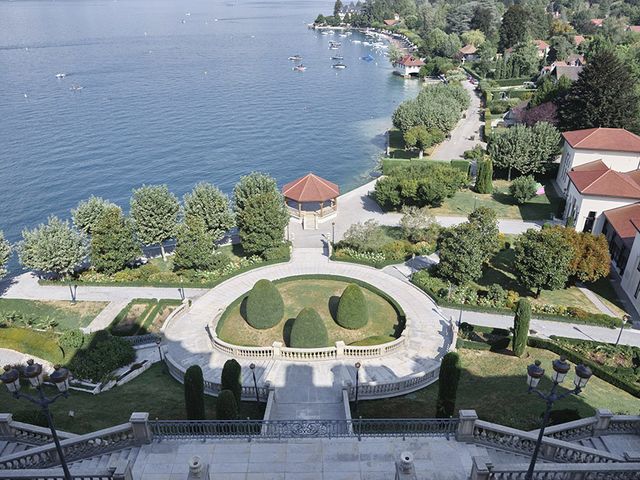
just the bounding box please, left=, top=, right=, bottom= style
left=437, top=223, right=487, bottom=285
left=558, top=49, right=640, bottom=132
left=221, top=359, right=242, bottom=407
left=233, top=172, right=280, bottom=214
left=467, top=207, right=499, bottom=256
left=183, top=182, right=234, bottom=242
left=236, top=191, right=289, bottom=256
left=436, top=351, right=461, bottom=418
left=512, top=298, right=531, bottom=357
left=475, top=157, right=493, bottom=194
left=173, top=216, right=216, bottom=271
left=91, top=207, right=140, bottom=274
left=184, top=365, right=205, bottom=420
left=130, top=185, right=180, bottom=261
left=499, top=5, right=529, bottom=51
left=19, top=217, right=87, bottom=280
left=333, top=0, right=343, bottom=17
left=548, top=226, right=611, bottom=283
left=0, top=231, right=11, bottom=278
left=514, top=228, right=573, bottom=297
left=72, top=196, right=119, bottom=235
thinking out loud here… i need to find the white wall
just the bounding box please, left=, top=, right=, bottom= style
left=564, top=182, right=637, bottom=233
left=621, top=231, right=640, bottom=311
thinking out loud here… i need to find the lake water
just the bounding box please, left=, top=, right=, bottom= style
left=0, top=0, right=420, bottom=249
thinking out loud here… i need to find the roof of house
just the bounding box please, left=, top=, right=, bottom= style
left=551, top=64, right=583, bottom=81
left=603, top=203, right=640, bottom=242
left=459, top=44, right=478, bottom=55
left=573, top=35, right=586, bottom=46
left=534, top=39, right=550, bottom=50
left=396, top=54, right=425, bottom=66
left=568, top=162, right=640, bottom=199
left=591, top=18, right=604, bottom=26
left=629, top=25, right=640, bottom=32
left=565, top=53, right=585, bottom=65
left=562, top=127, right=640, bottom=153
left=383, top=19, right=399, bottom=26
left=282, top=173, right=339, bottom=202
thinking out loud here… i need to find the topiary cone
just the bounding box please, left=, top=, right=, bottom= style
left=289, top=307, right=329, bottom=348
left=336, top=284, right=368, bottom=329
left=245, top=279, right=284, bottom=329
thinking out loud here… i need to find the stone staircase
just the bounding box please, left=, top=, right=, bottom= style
left=0, top=439, right=34, bottom=457
left=575, top=436, right=610, bottom=452
left=68, top=446, right=140, bottom=473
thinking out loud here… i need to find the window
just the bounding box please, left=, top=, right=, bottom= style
left=634, top=278, right=640, bottom=299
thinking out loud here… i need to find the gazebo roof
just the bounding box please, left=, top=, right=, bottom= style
left=282, top=173, right=340, bottom=202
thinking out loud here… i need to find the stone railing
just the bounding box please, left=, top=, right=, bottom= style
left=121, top=333, right=160, bottom=346
left=164, top=352, right=271, bottom=401
left=456, top=411, right=624, bottom=464
left=0, top=414, right=77, bottom=445
left=208, top=329, right=407, bottom=361
left=0, top=461, right=133, bottom=479
left=531, top=410, right=640, bottom=442
left=470, top=456, right=640, bottom=480
left=346, top=364, right=440, bottom=400
left=0, top=413, right=151, bottom=470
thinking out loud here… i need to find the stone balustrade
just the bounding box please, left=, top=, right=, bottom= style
left=531, top=410, right=640, bottom=441
left=346, top=365, right=440, bottom=400
left=0, top=461, right=133, bottom=480
left=0, top=414, right=77, bottom=446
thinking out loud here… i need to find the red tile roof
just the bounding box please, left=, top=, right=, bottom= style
left=459, top=44, right=478, bottom=55
left=282, top=173, right=339, bottom=202
left=534, top=39, right=550, bottom=50
left=573, top=35, right=586, bottom=46
left=591, top=18, right=604, bottom=26
left=396, top=55, right=425, bottom=67
left=384, top=19, right=399, bottom=26
left=571, top=159, right=608, bottom=172
left=568, top=163, right=640, bottom=199
left=562, top=128, right=640, bottom=153
left=629, top=25, right=640, bottom=33
left=604, top=204, right=640, bottom=241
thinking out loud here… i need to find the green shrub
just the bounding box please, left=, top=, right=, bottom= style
left=289, top=308, right=328, bottom=348
left=509, top=176, right=538, bottom=204
left=380, top=240, right=412, bottom=261
left=245, top=279, right=284, bottom=329
left=221, top=359, right=242, bottom=407
left=412, top=270, right=449, bottom=299
left=336, top=284, right=368, bottom=330
left=475, top=158, right=493, bottom=194
left=450, top=160, right=471, bottom=179
left=58, top=329, right=85, bottom=350
left=262, top=243, right=290, bottom=261
left=488, top=100, right=511, bottom=114
left=486, top=284, right=507, bottom=305
left=66, top=331, right=135, bottom=382
left=513, top=298, right=531, bottom=357
left=217, top=389, right=238, bottom=420
left=436, top=351, right=461, bottom=418
left=184, top=365, right=205, bottom=420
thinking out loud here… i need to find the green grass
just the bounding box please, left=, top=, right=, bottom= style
left=108, top=299, right=181, bottom=336
left=355, top=347, right=640, bottom=430
left=0, top=364, right=264, bottom=434
left=0, top=327, right=65, bottom=364
left=428, top=180, right=560, bottom=221
left=0, top=299, right=107, bottom=331
left=387, top=129, right=436, bottom=160
left=585, top=276, right=629, bottom=317
left=217, top=278, right=402, bottom=347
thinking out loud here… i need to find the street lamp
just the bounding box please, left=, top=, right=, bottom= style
left=331, top=222, right=336, bottom=244
left=354, top=362, right=361, bottom=416
left=615, top=315, right=630, bottom=346
left=249, top=363, right=260, bottom=403
left=155, top=337, right=163, bottom=362
left=524, top=357, right=593, bottom=480
left=1, top=360, right=72, bottom=480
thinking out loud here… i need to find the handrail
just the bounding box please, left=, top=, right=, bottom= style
left=1, top=418, right=77, bottom=445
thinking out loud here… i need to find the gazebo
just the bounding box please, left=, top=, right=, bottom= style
left=282, top=173, right=340, bottom=220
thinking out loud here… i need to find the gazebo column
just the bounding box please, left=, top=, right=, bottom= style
left=320, top=201, right=324, bottom=217
left=297, top=201, right=301, bottom=217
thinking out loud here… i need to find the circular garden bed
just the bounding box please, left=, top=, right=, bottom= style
left=215, top=275, right=405, bottom=348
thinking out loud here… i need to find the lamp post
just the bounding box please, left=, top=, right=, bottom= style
left=155, top=337, right=163, bottom=362
left=331, top=222, right=336, bottom=245
left=524, top=356, right=593, bottom=480
left=354, top=362, right=361, bottom=416
left=250, top=363, right=260, bottom=403
left=615, top=315, right=630, bottom=347
left=1, top=360, right=72, bottom=480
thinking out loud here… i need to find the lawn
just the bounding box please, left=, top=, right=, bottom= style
left=0, top=364, right=265, bottom=434
left=388, top=128, right=436, bottom=160
left=109, top=299, right=181, bottom=336
left=0, top=299, right=107, bottom=331
left=217, top=278, right=402, bottom=347
left=428, top=179, right=561, bottom=221
left=354, top=347, right=640, bottom=430
left=0, top=327, right=65, bottom=364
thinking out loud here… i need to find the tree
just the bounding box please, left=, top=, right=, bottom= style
left=184, top=365, right=205, bottom=420
left=221, top=359, right=242, bottom=407
left=530, top=76, right=572, bottom=107
left=558, top=49, right=640, bottom=132
left=234, top=172, right=279, bottom=214
left=400, top=206, right=437, bottom=243
left=467, top=207, right=499, bottom=256
left=510, top=41, right=541, bottom=77
left=548, top=226, right=611, bottom=283
left=336, top=284, right=368, bottom=329
left=499, top=5, right=529, bottom=51
left=436, top=351, right=461, bottom=417
left=388, top=43, right=403, bottom=63
left=514, top=228, right=573, bottom=297
left=173, top=216, right=216, bottom=271
left=289, top=307, right=328, bottom=348
left=90, top=207, right=140, bottom=274
left=19, top=216, right=87, bottom=279
left=217, top=389, right=238, bottom=420
left=315, top=14, right=326, bottom=25
left=333, top=0, right=343, bottom=17
left=437, top=223, right=487, bottom=285
left=72, top=196, right=119, bottom=235
left=512, top=298, right=531, bottom=357
left=246, top=279, right=284, bottom=329
left=475, top=157, right=493, bottom=194
left=509, top=175, right=538, bottom=204
left=471, top=4, right=498, bottom=37
left=403, top=126, right=436, bottom=158
left=183, top=183, right=234, bottom=243
left=130, top=185, right=180, bottom=261
left=549, top=35, right=575, bottom=62
left=236, top=191, right=288, bottom=256
left=0, top=232, right=11, bottom=278
left=461, top=29, right=486, bottom=47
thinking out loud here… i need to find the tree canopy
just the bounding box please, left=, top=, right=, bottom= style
left=0, top=232, right=11, bottom=278
left=72, top=196, right=119, bottom=235
left=183, top=183, right=234, bottom=242
left=91, top=207, right=140, bottom=275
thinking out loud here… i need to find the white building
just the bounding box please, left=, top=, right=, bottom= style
left=393, top=55, right=425, bottom=77
left=556, top=128, right=640, bottom=195
left=619, top=217, right=640, bottom=309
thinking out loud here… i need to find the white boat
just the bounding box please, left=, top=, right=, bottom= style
left=70, top=85, right=83, bottom=91
left=330, top=55, right=344, bottom=60
left=293, top=64, right=306, bottom=72
left=352, top=40, right=361, bottom=44
left=55, top=73, right=66, bottom=79
left=339, top=33, right=347, bottom=37
left=320, top=31, right=329, bottom=36
left=332, top=63, right=347, bottom=69
left=288, top=55, right=303, bottom=61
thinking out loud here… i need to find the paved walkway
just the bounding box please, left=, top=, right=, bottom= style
left=163, top=248, right=452, bottom=419
left=431, top=80, right=484, bottom=161
left=576, top=285, right=618, bottom=318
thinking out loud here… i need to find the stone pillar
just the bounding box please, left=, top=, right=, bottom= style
left=395, top=451, right=417, bottom=479
left=470, top=456, right=492, bottom=480
left=335, top=341, right=345, bottom=358
left=273, top=342, right=283, bottom=358
left=594, top=409, right=613, bottom=436
left=129, top=412, right=152, bottom=445
left=0, top=413, right=13, bottom=439
left=113, top=460, right=134, bottom=480
left=456, top=410, right=478, bottom=442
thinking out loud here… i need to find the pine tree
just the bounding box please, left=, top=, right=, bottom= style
left=184, top=365, right=205, bottom=420
left=436, top=352, right=461, bottom=418
left=512, top=298, right=531, bottom=357
left=558, top=49, right=640, bottom=132
left=475, top=158, right=493, bottom=194
left=499, top=5, right=528, bottom=51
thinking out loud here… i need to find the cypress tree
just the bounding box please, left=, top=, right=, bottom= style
left=475, top=158, right=493, bottom=194
left=217, top=389, right=238, bottom=420
left=512, top=298, right=531, bottom=357
left=221, top=359, right=242, bottom=407
left=184, top=365, right=205, bottom=420
left=436, top=352, right=462, bottom=418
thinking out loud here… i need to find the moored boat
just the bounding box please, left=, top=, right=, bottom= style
left=288, top=55, right=303, bottom=61
left=332, top=63, right=347, bottom=69
left=293, top=64, right=307, bottom=72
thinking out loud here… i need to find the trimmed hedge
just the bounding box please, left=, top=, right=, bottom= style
left=513, top=298, right=531, bottom=357
left=66, top=330, right=135, bottom=382
left=217, top=389, right=238, bottom=420
left=245, top=279, right=284, bottom=329
left=450, top=160, right=471, bottom=179
left=184, top=365, right=205, bottom=420
left=289, top=307, right=329, bottom=348
left=493, top=77, right=534, bottom=87
left=436, top=351, right=462, bottom=418
left=336, top=284, right=368, bottom=329
left=381, top=158, right=470, bottom=178
left=221, top=359, right=242, bottom=407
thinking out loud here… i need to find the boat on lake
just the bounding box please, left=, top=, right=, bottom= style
left=55, top=73, right=66, bottom=79
left=361, top=54, right=374, bottom=62
left=330, top=55, right=344, bottom=60
left=332, top=63, right=347, bottom=69
left=70, top=85, right=83, bottom=91
left=293, top=64, right=306, bottom=72
left=351, top=40, right=361, bottom=44
left=288, top=55, right=303, bottom=61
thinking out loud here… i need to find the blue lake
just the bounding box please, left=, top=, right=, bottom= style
left=0, top=0, right=420, bottom=249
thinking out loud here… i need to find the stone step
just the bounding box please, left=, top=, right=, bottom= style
left=68, top=446, right=140, bottom=472
left=0, top=441, right=31, bottom=458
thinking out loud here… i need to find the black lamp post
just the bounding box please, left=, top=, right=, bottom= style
left=1, top=360, right=72, bottom=480
left=250, top=363, right=260, bottom=403
left=331, top=222, right=336, bottom=244
left=155, top=336, right=164, bottom=367
left=615, top=315, right=629, bottom=346
left=354, top=362, right=361, bottom=415
left=524, top=356, right=593, bottom=480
